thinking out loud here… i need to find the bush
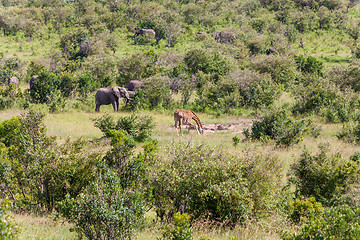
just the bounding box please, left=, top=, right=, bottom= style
left=57, top=128, right=155, bottom=240
left=289, top=144, right=360, bottom=206
left=57, top=165, right=146, bottom=240
left=0, top=200, right=18, bottom=240
left=0, top=111, right=101, bottom=213
left=160, top=212, right=193, bottom=240
left=282, top=205, right=360, bottom=240
left=153, top=142, right=285, bottom=224
left=93, top=114, right=154, bottom=142
left=195, top=69, right=281, bottom=113
left=287, top=197, right=324, bottom=224
left=294, top=54, right=323, bottom=76
left=29, top=71, right=60, bottom=104
left=244, top=108, right=315, bottom=147
left=251, top=55, right=301, bottom=88
left=127, top=76, right=173, bottom=110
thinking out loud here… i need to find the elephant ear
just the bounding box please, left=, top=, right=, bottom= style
left=111, top=87, right=121, bottom=98
left=119, top=87, right=130, bottom=99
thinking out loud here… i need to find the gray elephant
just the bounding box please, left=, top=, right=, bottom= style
left=95, top=86, right=130, bottom=112
left=266, top=48, right=281, bottom=55
left=125, top=80, right=144, bottom=91
left=8, top=76, right=19, bottom=85
left=29, top=75, right=38, bottom=90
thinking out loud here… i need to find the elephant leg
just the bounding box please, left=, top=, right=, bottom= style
left=112, top=102, right=118, bottom=112
left=95, top=104, right=100, bottom=112
left=116, top=99, right=119, bottom=111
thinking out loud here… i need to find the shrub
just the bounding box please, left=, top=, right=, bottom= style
left=29, top=71, right=60, bottom=104
left=0, top=200, right=18, bottom=240
left=57, top=128, right=154, bottom=240
left=243, top=108, right=314, bottom=147
left=294, top=54, right=323, bottom=76
left=289, top=144, right=360, bottom=206
left=287, top=197, right=324, bottom=224
left=184, top=49, right=230, bottom=76
left=160, top=212, right=193, bottom=240
left=153, top=142, right=284, bottom=224
left=195, top=69, right=281, bottom=113
left=57, top=165, right=146, bottom=240
left=251, top=55, right=301, bottom=88
left=0, top=111, right=101, bottom=213
left=93, top=114, right=154, bottom=142
left=127, top=76, right=172, bottom=110
left=282, top=205, right=360, bottom=240
left=337, top=119, right=360, bottom=144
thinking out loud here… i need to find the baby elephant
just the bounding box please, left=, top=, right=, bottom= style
left=95, top=86, right=130, bottom=112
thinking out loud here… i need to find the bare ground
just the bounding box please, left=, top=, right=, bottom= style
left=172, top=118, right=254, bottom=134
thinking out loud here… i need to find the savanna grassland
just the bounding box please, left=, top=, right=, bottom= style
left=2, top=0, right=360, bottom=239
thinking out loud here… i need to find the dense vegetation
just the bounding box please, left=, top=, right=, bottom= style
left=1, top=0, right=360, bottom=239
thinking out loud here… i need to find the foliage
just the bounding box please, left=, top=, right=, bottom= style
left=153, top=142, right=284, bottom=224
left=93, top=114, right=154, bottom=142
left=57, top=127, right=156, bottom=240
left=127, top=76, right=173, bottom=110
left=0, top=200, right=18, bottom=240
left=282, top=205, right=360, bottom=240
left=294, top=54, right=323, bottom=76
left=160, top=212, right=193, bottom=240
left=57, top=165, right=146, bottom=240
left=0, top=111, right=101, bottom=213
left=289, top=143, right=360, bottom=206
left=287, top=197, right=324, bottom=224
left=195, top=69, right=281, bottom=114
left=244, top=108, right=315, bottom=147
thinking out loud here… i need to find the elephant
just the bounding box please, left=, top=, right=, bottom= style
left=196, top=31, right=207, bottom=40
left=8, top=76, right=19, bottom=85
left=134, top=29, right=156, bottom=40
left=29, top=75, right=38, bottom=90
left=214, top=31, right=236, bottom=44
left=266, top=48, right=281, bottom=55
left=95, top=86, right=130, bottom=113
left=125, top=80, right=144, bottom=91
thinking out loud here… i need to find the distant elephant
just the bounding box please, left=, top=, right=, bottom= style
left=95, top=86, right=130, bottom=113
left=196, top=31, right=207, bottom=40
left=134, top=29, right=156, bottom=40
left=125, top=80, right=144, bottom=91
left=266, top=48, right=281, bottom=55
left=8, top=76, right=19, bottom=85
left=29, top=75, right=38, bottom=90
left=214, top=31, right=236, bottom=44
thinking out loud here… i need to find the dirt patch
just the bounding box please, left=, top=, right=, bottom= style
left=202, top=121, right=253, bottom=134
left=172, top=118, right=254, bottom=134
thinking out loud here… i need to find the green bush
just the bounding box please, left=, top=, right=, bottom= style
left=29, top=71, right=60, bottom=104
left=57, top=166, right=146, bottom=240
left=251, top=55, right=301, bottom=88
left=0, top=200, right=18, bottom=240
left=0, top=111, right=101, bottom=213
left=195, top=69, right=281, bottom=113
left=126, top=76, right=173, bottom=110
left=294, top=54, right=323, bottom=76
left=160, top=212, right=193, bottom=240
left=57, top=127, right=155, bottom=240
left=289, top=144, right=360, bottom=206
left=287, top=197, right=324, bottom=224
left=244, top=108, right=314, bottom=147
left=282, top=205, right=360, bottom=240
left=153, top=142, right=284, bottom=224
left=93, top=114, right=154, bottom=142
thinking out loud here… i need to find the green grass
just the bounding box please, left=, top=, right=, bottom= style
left=14, top=214, right=76, bottom=240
